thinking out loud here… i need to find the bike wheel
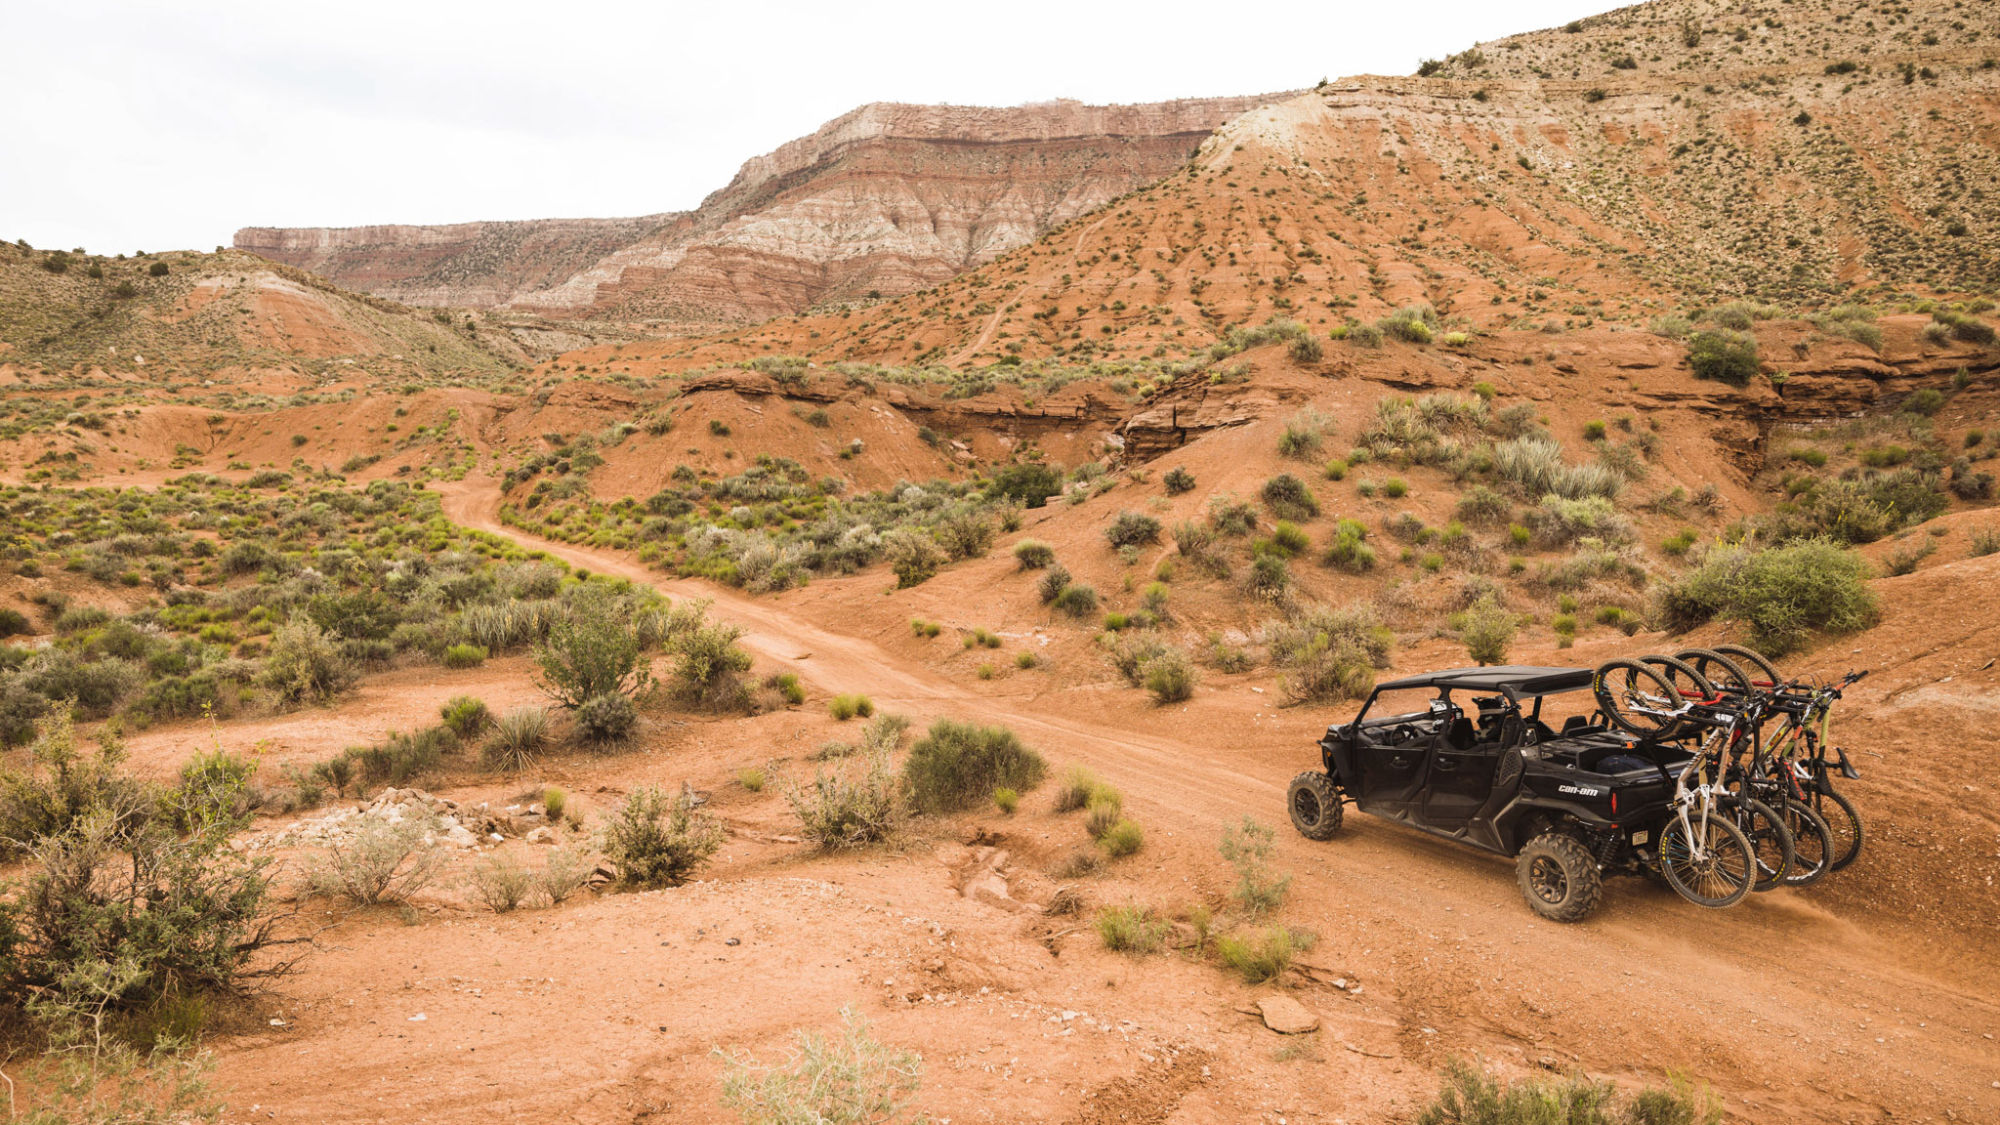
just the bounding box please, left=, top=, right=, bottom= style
left=1593, top=659, right=1684, bottom=738
left=1642, top=654, right=1716, bottom=704
left=1712, top=644, right=1783, bottom=690
left=1776, top=798, right=1833, bottom=888
left=1729, top=795, right=1794, bottom=891
left=1658, top=810, right=1756, bottom=908
left=1675, top=648, right=1754, bottom=696
left=1809, top=785, right=1866, bottom=872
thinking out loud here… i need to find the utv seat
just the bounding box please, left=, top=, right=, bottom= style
left=1560, top=715, right=1604, bottom=736
left=1446, top=716, right=1477, bottom=750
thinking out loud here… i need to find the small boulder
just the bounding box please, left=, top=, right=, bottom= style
left=526, top=827, right=557, bottom=845
left=1256, top=995, right=1320, bottom=1035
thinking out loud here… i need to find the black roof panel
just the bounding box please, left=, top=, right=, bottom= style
left=1373, top=665, right=1594, bottom=699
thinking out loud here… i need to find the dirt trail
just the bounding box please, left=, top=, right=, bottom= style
left=437, top=479, right=2000, bottom=1124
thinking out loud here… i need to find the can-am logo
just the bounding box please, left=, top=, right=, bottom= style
left=1558, top=784, right=1602, bottom=797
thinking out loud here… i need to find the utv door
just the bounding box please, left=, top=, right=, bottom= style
left=1351, top=688, right=1440, bottom=816
left=1420, top=727, right=1500, bottom=831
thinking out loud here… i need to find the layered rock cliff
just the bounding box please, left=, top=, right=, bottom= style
left=234, top=95, right=1290, bottom=321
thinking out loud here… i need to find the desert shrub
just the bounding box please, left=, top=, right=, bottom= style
left=260, top=618, right=353, bottom=705
left=1246, top=553, right=1291, bottom=601
left=1268, top=520, right=1311, bottom=557
left=1052, top=583, right=1099, bottom=618
left=787, top=749, right=902, bottom=850
left=467, top=852, right=536, bottom=913
left=666, top=613, right=753, bottom=711
left=1455, top=485, right=1511, bottom=525
left=1142, top=647, right=1198, bottom=704
left=1208, top=493, right=1259, bottom=536
left=1688, top=329, right=1759, bottom=387
left=439, top=696, right=491, bottom=740
left=992, top=787, right=1019, bottom=814
left=932, top=508, right=995, bottom=561
left=1098, top=818, right=1143, bottom=857
left=535, top=847, right=591, bottom=905
left=346, top=725, right=452, bottom=786
left=829, top=693, right=875, bottom=721
left=1, top=719, right=271, bottom=1029
left=1527, top=495, right=1631, bottom=547
left=309, top=815, right=448, bottom=904
left=534, top=588, right=653, bottom=708
left=1260, top=474, right=1319, bottom=520
left=1322, top=519, right=1377, bottom=573
left=1216, top=927, right=1300, bottom=984
left=1288, top=334, right=1324, bottom=363
left=1163, top=466, right=1197, bottom=495
left=541, top=786, right=568, bottom=822
left=1277, top=410, right=1328, bottom=460
left=1901, top=388, right=1947, bottom=416
left=1053, top=765, right=1107, bottom=813
left=1012, top=539, right=1055, bottom=569
left=882, top=528, right=947, bottom=588
left=1219, top=817, right=1289, bottom=916
left=1414, top=1058, right=1722, bottom=1125
left=483, top=706, right=551, bottom=771
left=1094, top=904, right=1168, bottom=954
left=1492, top=438, right=1622, bottom=500
left=1460, top=596, right=1516, bottom=666
left=1655, top=540, right=1878, bottom=656
left=0, top=711, right=148, bottom=853
left=599, top=786, right=723, bottom=888
left=0, top=608, right=29, bottom=637
left=441, top=642, right=487, bottom=669
left=719, top=1008, right=926, bottom=1125
left=902, top=719, right=1046, bottom=814
left=1378, top=304, right=1438, bottom=344
left=1035, top=563, right=1072, bottom=604
left=1266, top=602, right=1392, bottom=704
left=1083, top=789, right=1124, bottom=838
left=1882, top=538, right=1936, bottom=576
left=1933, top=310, right=1997, bottom=345
left=1105, top=510, right=1162, bottom=549
left=764, top=672, right=805, bottom=705
left=573, top=692, right=638, bottom=744
left=987, top=462, right=1063, bottom=508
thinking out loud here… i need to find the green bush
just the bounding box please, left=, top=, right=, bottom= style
left=786, top=751, right=902, bottom=850
left=1098, top=818, right=1143, bottom=857
left=1094, top=904, right=1168, bottom=954
left=1261, top=473, right=1320, bottom=520
left=1105, top=511, right=1163, bottom=549
left=1688, top=329, right=1759, bottom=387
left=883, top=527, right=947, bottom=588
left=1053, top=765, right=1106, bottom=812
left=0, top=608, right=29, bottom=637
left=1656, top=540, right=1879, bottom=656
left=1142, top=648, right=1198, bottom=704
left=987, top=462, right=1063, bottom=508
left=574, top=692, right=638, bottom=744
left=1036, top=564, right=1072, bottom=604
left=439, top=696, right=491, bottom=739
left=1266, top=602, right=1392, bottom=704
left=1269, top=521, right=1311, bottom=556
left=765, top=672, right=806, bottom=705
left=719, top=1009, right=926, bottom=1125
left=1414, top=1058, right=1721, bottom=1125
left=441, top=642, right=488, bottom=669
left=1901, top=388, right=1946, bottom=416
left=829, top=693, right=874, bottom=721
left=1012, top=539, right=1055, bottom=569
left=1052, top=583, right=1099, bottom=618
left=1378, top=305, right=1438, bottom=344
left=667, top=614, right=753, bottom=711
left=1163, top=466, right=1197, bottom=495
left=1460, top=596, right=1516, bottom=666
left=1216, top=926, right=1300, bottom=983
left=599, top=786, right=724, bottom=888
left=902, top=719, right=1047, bottom=814
left=483, top=706, right=550, bottom=771
left=1455, top=485, right=1510, bottom=525
left=534, top=588, right=652, bottom=708
left=261, top=618, right=354, bottom=705
left=1219, top=817, right=1289, bottom=916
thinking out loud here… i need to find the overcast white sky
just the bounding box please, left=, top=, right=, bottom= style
left=3, top=0, right=1612, bottom=255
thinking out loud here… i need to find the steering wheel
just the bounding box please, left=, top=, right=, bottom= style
left=1391, top=723, right=1419, bottom=745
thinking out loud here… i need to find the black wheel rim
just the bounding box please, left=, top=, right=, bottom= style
left=1528, top=855, right=1569, bottom=904
left=1292, top=786, right=1322, bottom=827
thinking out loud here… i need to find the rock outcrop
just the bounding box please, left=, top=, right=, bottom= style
left=234, top=95, right=1291, bottom=321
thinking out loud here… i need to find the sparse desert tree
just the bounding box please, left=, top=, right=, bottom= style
left=534, top=588, right=652, bottom=709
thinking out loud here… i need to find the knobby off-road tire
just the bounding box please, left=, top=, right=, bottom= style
left=1516, top=833, right=1604, bottom=923
left=1776, top=797, right=1833, bottom=888
left=1641, top=653, right=1716, bottom=703
left=1659, top=811, right=1756, bottom=909
left=1593, top=659, right=1684, bottom=738
left=1808, top=786, right=1865, bottom=873
left=1287, top=771, right=1343, bottom=840
left=1731, top=795, right=1795, bottom=892
left=1676, top=648, right=1754, bottom=696
left=1712, top=644, right=1783, bottom=689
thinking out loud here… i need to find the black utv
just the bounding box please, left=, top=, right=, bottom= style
left=1286, top=665, right=1690, bottom=922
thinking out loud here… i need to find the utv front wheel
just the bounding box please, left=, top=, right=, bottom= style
left=1516, top=833, right=1603, bottom=923
left=1287, top=771, right=1343, bottom=840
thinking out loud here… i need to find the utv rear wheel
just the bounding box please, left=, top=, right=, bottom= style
left=1517, top=834, right=1603, bottom=923
left=1287, top=771, right=1343, bottom=840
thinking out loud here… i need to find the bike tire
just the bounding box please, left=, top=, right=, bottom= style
left=1675, top=648, right=1754, bottom=696
left=1712, top=644, right=1784, bottom=690
left=1730, top=795, right=1794, bottom=892
left=1809, top=785, right=1866, bottom=872
left=1776, top=797, right=1833, bottom=888
left=1593, top=658, right=1685, bottom=738
left=1641, top=654, right=1716, bottom=704
left=1658, top=810, right=1756, bottom=909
